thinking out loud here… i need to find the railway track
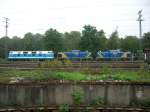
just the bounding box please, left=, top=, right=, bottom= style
left=0, top=61, right=144, bottom=73
left=0, top=61, right=144, bottom=67
left=0, top=107, right=149, bottom=112
left=0, top=67, right=142, bottom=74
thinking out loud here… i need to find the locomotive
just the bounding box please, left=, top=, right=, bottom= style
left=8, top=49, right=133, bottom=61
left=96, top=49, right=132, bottom=61
left=8, top=51, right=54, bottom=60
left=57, top=50, right=92, bottom=60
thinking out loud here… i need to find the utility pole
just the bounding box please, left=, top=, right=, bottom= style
left=3, top=17, right=9, bottom=60
left=3, top=17, right=9, bottom=37
left=137, top=10, right=144, bottom=49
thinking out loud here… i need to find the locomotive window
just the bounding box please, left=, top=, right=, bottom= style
left=32, top=51, right=36, bottom=56
left=58, top=54, right=62, bottom=57
left=23, top=52, right=28, bottom=56
left=32, top=52, right=36, bottom=54
left=23, top=52, right=28, bottom=54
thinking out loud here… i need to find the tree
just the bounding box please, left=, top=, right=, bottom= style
left=63, top=31, right=81, bottom=51
left=96, top=30, right=107, bottom=50
left=121, top=36, right=140, bottom=53
left=107, top=31, right=120, bottom=49
left=33, top=33, right=45, bottom=50
left=22, top=32, right=35, bottom=50
left=22, top=32, right=45, bottom=50
left=44, top=28, right=63, bottom=52
left=80, top=25, right=101, bottom=58
left=9, top=36, right=23, bottom=51
left=0, top=36, right=10, bottom=58
left=142, top=32, right=150, bottom=48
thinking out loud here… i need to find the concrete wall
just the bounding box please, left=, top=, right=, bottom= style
left=0, top=82, right=150, bottom=108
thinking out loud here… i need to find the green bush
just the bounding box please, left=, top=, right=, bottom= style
left=101, top=64, right=112, bottom=74
left=91, top=96, right=104, bottom=107
left=59, top=103, right=69, bottom=112
left=132, top=99, right=150, bottom=107
left=71, top=87, right=84, bottom=105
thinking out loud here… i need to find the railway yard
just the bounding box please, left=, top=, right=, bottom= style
left=0, top=60, right=150, bottom=112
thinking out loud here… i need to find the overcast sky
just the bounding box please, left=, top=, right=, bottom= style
left=0, top=0, right=150, bottom=38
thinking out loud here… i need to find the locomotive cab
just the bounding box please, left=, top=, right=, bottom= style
left=57, top=52, right=68, bottom=60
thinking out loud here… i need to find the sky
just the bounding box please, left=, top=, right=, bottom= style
left=0, top=0, right=150, bottom=38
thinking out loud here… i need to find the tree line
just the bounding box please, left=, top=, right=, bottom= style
left=0, top=25, right=150, bottom=58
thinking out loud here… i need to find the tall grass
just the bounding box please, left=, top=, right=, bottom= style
left=0, top=70, right=149, bottom=82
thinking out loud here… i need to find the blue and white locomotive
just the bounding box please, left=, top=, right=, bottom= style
left=8, top=51, right=54, bottom=60
left=96, top=49, right=131, bottom=60
left=57, top=50, right=92, bottom=60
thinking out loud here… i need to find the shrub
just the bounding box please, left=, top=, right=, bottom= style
left=91, top=96, right=104, bottom=107
left=131, top=99, right=150, bottom=107
left=71, top=87, right=84, bottom=105
left=59, top=103, right=69, bottom=112
left=101, top=64, right=112, bottom=75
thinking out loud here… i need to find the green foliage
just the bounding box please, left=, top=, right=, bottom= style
left=0, top=36, right=10, bottom=58
left=101, top=64, right=112, bottom=74
left=96, top=30, right=107, bottom=50
left=22, top=32, right=35, bottom=50
left=131, top=99, right=150, bottom=107
left=44, top=28, right=64, bottom=52
left=0, top=69, right=150, bottom=82
left=48, top=72, right=87, bottom=81
left=1, top=26, right=149, bottom=59
left=71, top=87, right=84, bottom=105
left=142, top=32, right=150, bottom=48
left=107, top=31, right=120, bottom=49
left=91, top=96, right=104, bottom=107
left=63, top=31, right=81, bottom=51
left=140, top=99, right=150, bottom=107
left=121, top=36, right=140, bottom=52
left=80, top=25, right=103, bottom=58
left=59, top=103, right=70, bottom=112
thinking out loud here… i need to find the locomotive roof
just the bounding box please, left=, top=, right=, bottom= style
left=9, top=51, right=53, bottom=54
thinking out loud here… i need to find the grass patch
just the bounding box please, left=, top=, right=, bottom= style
left=0, top=58, right=8, bottom=64
left=0, top=70, right=149, bottom=82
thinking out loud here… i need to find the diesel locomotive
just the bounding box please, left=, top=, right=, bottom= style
left=8, top=51, right=54, bottom=60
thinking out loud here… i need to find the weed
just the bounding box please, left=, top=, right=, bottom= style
left=0, top=70, right=150, bottom=82
left=71, top=87, right=84, bottom=105
left=101, top=64, right=112, bottom=75
left=131, top=98, right=150, bottom=107
left=91, top=96, right=104, bottom=107
left=59, top=103, right=69, bottom=112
